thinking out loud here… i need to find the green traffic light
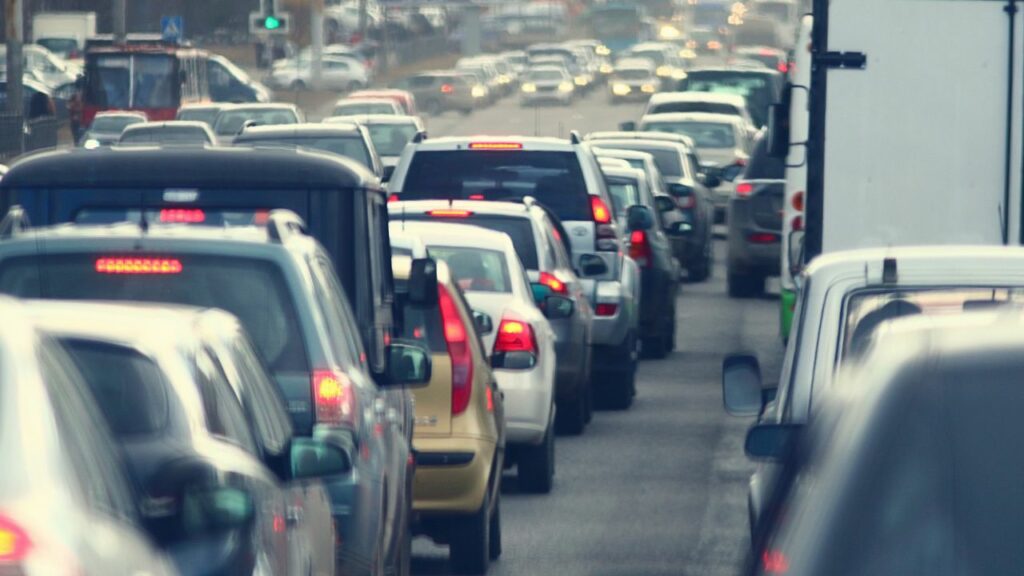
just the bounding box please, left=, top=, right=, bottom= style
left=264, top=15, right=281, bottom=30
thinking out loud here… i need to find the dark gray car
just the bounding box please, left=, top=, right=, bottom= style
left=727, top=132, right=783, bottom=298
left=234, top=122, right=383, bottom=178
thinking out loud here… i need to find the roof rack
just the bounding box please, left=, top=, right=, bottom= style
left=412, top=130, right=428, bottom=143
left=569, top=130, right=582, bottom=144
left=266, top=210, right=308, bottom=244
left=521, top=195, right=537, bottom=208
left=0, top=205, right=30, bottom=239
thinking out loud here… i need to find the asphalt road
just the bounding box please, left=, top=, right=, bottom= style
left=369, top=88, right=787, bottom=576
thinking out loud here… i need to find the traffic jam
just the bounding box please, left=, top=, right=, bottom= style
left=1, top=0, right=1023, bottom=574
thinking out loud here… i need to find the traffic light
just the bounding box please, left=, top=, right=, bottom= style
left=250, top=10, right=290, bottom=34
left=261, top=14, right=283, bottom=31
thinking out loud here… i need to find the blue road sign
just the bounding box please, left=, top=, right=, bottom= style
left=161, top=16, right=184, bottom=43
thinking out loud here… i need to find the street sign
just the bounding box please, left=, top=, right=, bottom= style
left=161, top=16, right=184, bottom=43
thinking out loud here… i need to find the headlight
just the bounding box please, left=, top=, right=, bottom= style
left=679, top=48, right=697, bottom=59
left=612, top=83, right=632, bottom=96
left=656, top=65, right=672, bottom=77
left=686, top=40, right=698, bottom=49
left=708, top=41, right=722, bottom=50
left=641, top=84, right=656, bottom=93
left=83, top=139, right=100, bottom=149
left=659, top=25, right=681, bottom=40
left=471, top=85, right=487, bottom=98
left=558, top=82, right=574, bottom=93
left=672, top=70, right=687, bottom=80
left=498, top=74, right=511, bottom=84
left=596, top=45, right=611, bottom=56
left=521, top=83, right=537, bottom=93
left=599, top=63, right=614, bottom=74
left=574, top=76, right=589, bottom=86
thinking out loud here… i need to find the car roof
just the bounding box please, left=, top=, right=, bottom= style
left=404, top=135, right=577, bottom=151
left=2, top=146, right=377, bottom=189
left=602, top=165, right=645, bottom=180
left=335, top=97, right=398, bottom=106
left=178, top=103, right=224, bottom=111
left=640, top=112, right=744, bottom=125
left=236, top=122, right=365, bottom=138
left=647, top=92, right=748, bottom=106
left=614, top=58, right=656, bottom=70
left=219, top=103, right=298, bottom=112
left=390, top=199, right=535, bottom=218
left=327, top=114, right=421, bottom=126
left=586, top=132, right=694, bottom=148
left=122, top=121, right=211, bottom=132
left=805, top=246, right=1024, bottom=286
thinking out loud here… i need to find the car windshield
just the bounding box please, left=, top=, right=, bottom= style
left=37, top=38, right=78, bottom=57
left=400, top=150, right=592, bottom=221
left=596, top=143, right=683, bottom=177
left=427, top=247, right=511, bottom=293
left=679, top=72, right=776, bottom=125
left=366, top=124, right=418, bottom=156
left=61, top=339, right=170, bottom=438
left=120, top=128, right=209, bottom=144
left=642, top=121, right=736, bottom=148
left=91, top=116, right=144, bottom=133
left=85, top=53, right=177, bottom=109
left=240, top=136, right=371, bottom=166
left=0, top=255, right=308, bottom=373
left=630, top=50, right=666, bottom=66
left=334, top=102, right=397, bottom=116
left=527, top=70, right=564, bottom=82
left=177, top=108, right=220, bottom=126
left=214, top=109, right=298, bottom=135
left=615, top=69, right=652, bottom=81
left=402, top=214, right=539, bottom=270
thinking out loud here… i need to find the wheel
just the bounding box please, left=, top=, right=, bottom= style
left=583, top=377, right=594, bottom=424
left=728, top=269, right=765, bottom=298
left=556, top=390, right=587, bottom=435
left=595, top=336, right=636, bottom=410
left=422, top=99, right=442, bottom=116
left=488, top=494, right=502, bottom=561
left=688, top=242, right=711, bottom=282
left=450, top=491, right=490, bottom=575
left=289, top=80, right=306, bottom=91
left=459, top=107, right=473, bottom=116
left=518, top=422, right=555, bottom=494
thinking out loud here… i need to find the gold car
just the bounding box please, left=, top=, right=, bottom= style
left=393, top=256, right=505, bottom=575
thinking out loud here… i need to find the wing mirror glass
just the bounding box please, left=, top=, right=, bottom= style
left=541, top=294, right=574, bottom=319
left=473, top=310, right=494, bottom=335
left=745, top=423, right=801, bottom=461
left=290, top=437, right=352, bottom=479
left=618, top=120, right=636, bottom=131
left=382, top=164, right=395, bottom=182
left=181, top=486, right=255, bottom=534
left=384, top=339, right=432, bottom=387
left=668, top=221, right=692, bottom=236
left=407, top=257, right=439, bottom=306
left=654, top=195, right=676, bottom=214
left=721, top=164, right=744, bottom=182
left=701, top=167, right=722, bottom=188
left=722, top=353, right=766, bottom=416
left=626, top=204, right=654, bottom=231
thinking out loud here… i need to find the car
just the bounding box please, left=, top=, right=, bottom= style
left=642, top=93, right=758, bottom=136
left=0, top=44, right=79, bottom=90
left=207, top=53, right=272, bottom=103
left=584, top=132, right=717, bottom=282
left=30, top=302, right=341, bottom=576
left=458, top=56, right=517, bottom=94
left=175, top=103, right=225, bottom=127
left=348, top=88, right=419, bottom=115
left=211, top=103, right=302, bottom=144
left=601, top=166, right=681, bottom=357
left=391, top=199, right=596, bottom=435
left=607, top=58, right=659, bottom=103
left=456, top=60, right=506, bottom=98
left=499, top=50, right=529, bottom=74
left=684, top=27, right=727, bottom=58
left=732, top=46, right=790, bottom=73
left=520, top=65, right=576, bottom=106
left=623, top=42, right=687, bottom=90
left=328, top=114, right=425, bottom=180
left=390, top=70, right=476, bottom=116
left=78, top=110, right=147, bottom=148
left=391, top=221, right=560, bottom=492
left=387, top=134, right=641, bottom=410
left=454, top=69, right=496, bottom=106
left=0, top=214, right=429, bottom=576
left=0, top=296, right=177, bottom=576
left=744, top=311, right=1024, bottom=575
left=0, top=145, right=425, bottom=431
left=391, top=254, right=505, bottom=575
left=267, top=55, right=369, bottom=92
left=331, top=97, right=405, bottom=117
left=637, top=112, right=752, bottom=220
left=117, top=120, right=216, bottom=146
left=676, top=67, right=784, bottom=128
left=0, top=75, right=58, bottom=120
left=722, top=246, right=1024, bottom=539
left=727, top=132, right=784, bottom=297
left=233, top=122, right=383, bottom=178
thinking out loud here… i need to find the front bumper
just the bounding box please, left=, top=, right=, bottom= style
left=495, top=368, right=553, bottom=445
left=413, top=435, right=497, bottom=515
left=521, top=90, right=571, bottom=104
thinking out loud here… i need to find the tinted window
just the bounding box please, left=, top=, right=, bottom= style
left=62, top=339, right=170, bottom=438
left=86, top=54, right=177, bottom=109
left=195, top=348, right=258, bottom=454
left=630, top=50, right=666, bottom=66
left=596, top=143, right=683, bottom=177
left=0, top=255, right=309, bottom=373
left=120, top=127, right=211, bottom=144
left=615, top=69, right=653, bottom=81
left=91, top=116, right=144, bottom=133
left=239, top=136, right=371, bottom=167
left=214, top=109, right=298, bottom=135
left=366, top=124, right=418, bottom=156
left=526, top=70, right=565, bottom=82
left=176, top=108, right=220, bottom=126
left=642, top=121, right=736, bottom=148
left=333, top=102, right=398, bottom=116
left=401, top=214, right=539, bottom=270
left=649, top=102, right=741, bottom=117
left=401, top=150, right=591, bottom=221
left=428, top=247, right=511, bottom=293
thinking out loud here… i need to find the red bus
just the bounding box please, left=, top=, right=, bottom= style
left=82, top=43, right=210, bottom=127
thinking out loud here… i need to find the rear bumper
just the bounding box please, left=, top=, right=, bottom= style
left=413, top=435, right=496, bottom=515
left=727, top=200, right=781, bottom=275
left=495, top=368, right=553, bottom=445
left=590, top=279, right=636, bottom=347
left=322, top=466, right=379, bottom=575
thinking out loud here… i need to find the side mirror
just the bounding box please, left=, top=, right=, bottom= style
left=382, top=164, right=395, bottom=182
left=407, top=258, right=439, bottom=306
left=767, top=85, right=792, bottom=158
left=787, top=229, right=805, bottom=278
left=384, top=339, right=432, bottom=386
left=530, top=282, right=553, bottom=304
left=626, top=204, right=654, bottom=231
left=667, top=221, right=692, bottom=236
left=473, top=310, right=494, bottom=335
left=722, top=353, right=766, bottom=416
left=578, top=253, right=609, bottom=277
left=290, top=437, right=352, bottom=479
left=541, top=294, right=574, bottom=319
left=745, top=423, right=801, bottom=461
left=181, top=486, right=255, bottom=534
left=721, top=164, right=744, bottom=182
left=701, top=168, right=722, bottom=189
left=618, top=121, right=636, bottom=131
left=654, top=195, right=676, bottom=214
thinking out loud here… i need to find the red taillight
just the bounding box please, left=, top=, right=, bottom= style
left=538, top=271, right=567, bottom=294
left=441, top=83, right=454, bottom=94
left=437, top=284, right=473, bottom=414
left=791, top=215, right=803, bottom=231
left=628, top=230, right=652, bottom=267
left=777, top=61, right=789, bottom=73
left=494, top=316, right=537, bottom=354
left=428, top=209, right=473, bottom=218
left=748, top=232, right=780, bottom=244
left=735, top=157, right=748, bottom=167
left=735, top=182, right=754, bottom=197
left=468, top=194, right=485, bottom=200
left=469, top=142, right=523, bottom=150
left=159, top=208, right=205, bottom=223
left=595, top=303, right=618, bottom=316
left=312, top=369, right=358, bottom=428
left=388, top=193, right=400, bottom=203
left=253, top=210, right=270, bottom=225
left=591, top=196, right=612, bottom=224
left=95, top=257, right=182, bottom=274
left=792, top=191, right=804, bottom=212
left=762, top=549, right=790, bottom=574
left=0, top=514, right=31, bottom=562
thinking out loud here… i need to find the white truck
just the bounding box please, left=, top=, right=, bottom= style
left=32, top=12, right=96, bottom=61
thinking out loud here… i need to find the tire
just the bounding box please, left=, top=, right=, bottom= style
left=488, top=494, right=502, bottom=561
left=556, top=391, right=587, bottom=435
left=596, top=336, right=636, bottom=410
left=518, top=422, right=555, bottom=494
left=688, top=241, right=712, bottom=282
left=450, top=491, right=490, bottom=575
left=728, top=269, right=765, bottom=298
left=289, top=80, right=306, bottom=91
left=459, top=107, right=473, bottom=116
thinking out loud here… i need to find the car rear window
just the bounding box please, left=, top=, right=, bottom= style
left=427, top=247, right=511, bottom=293
left=648, top=102, right=740, bottom=117
left=641, top=121, right=736, bottom=148
left=73, top=208, right=269, bottom=227
left=401, top=214, right=539, bottom=270
left=333, top=102, right=397, bottom=116
left=61, top=339, right=169, bottom=438
left=606, top=178, right=640, bottom=218
left=238, top=136, right=372, bottom=167
left=176, top=109, right=220, bottom=126
left=0, top=254, right=308, bottom=373
left=400, top=150, right=591, bottom=221
left=597, top=143, right=683, bottom=177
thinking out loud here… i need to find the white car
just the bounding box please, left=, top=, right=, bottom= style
left=390, top=220, right=561, bottom=493
left=267, top=55, right=368, bottom=91
left=520, top=66, right=575, bottom=106
left=643, top=92, right=757, bottom=137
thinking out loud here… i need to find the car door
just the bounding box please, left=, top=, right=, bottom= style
left=541, top=213, right=592, bottom=358
left=323, top=60, right=352, bottom=90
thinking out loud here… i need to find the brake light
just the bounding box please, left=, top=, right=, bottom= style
left=629, top=230, right=652, bottom=267
left=468, top=194, right=485, bottom=200
left=388, top=193, right=400, bottom=203
left=791, top=215, right=803, bottom=231
left=762, top=550, right=790, bottom=574
left=792, top=191, right=804, bottom=212
left=469, top=142, right=523, bottom=150
left=437, top=284, right=473, bottom=414
left=777, top=61, right=789, bottom=73
left=748, top=232, right=780, bottom=244
left=595, top=303, right=618, bottom=316
left=0, top=514, right=31, bottom=562
left=735, top=157, right=748, bottom=167
left=736, top=182, right=754, bottom=197
left=253, top=210, right=270, bottom=225
left=95, top=257, right=182, bottom=274
left=428, top=209, right=473, bottom=218
left=159, top=208, right=205, bottom=223
left=494, top=316, right=537, bottom=354
left=312, top=369, right=358, bottom=428
left=441, top=83, right=454, bottom=94
left=590, top=196, right=612, bottom=224
left=538, top=271, right=567, bottom=294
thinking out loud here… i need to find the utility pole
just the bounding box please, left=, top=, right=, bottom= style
left=311, top=0, right=323, bottom=87
left=4, top=0, right=24, bottom=151
left=112, top=0, right=126, bottom=43
left=358, top=0, right=367, bottom=42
